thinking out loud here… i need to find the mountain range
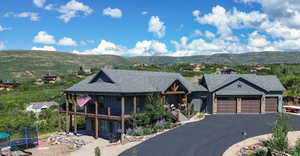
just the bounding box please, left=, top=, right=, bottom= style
left=1, top=50, right=300, bottom=78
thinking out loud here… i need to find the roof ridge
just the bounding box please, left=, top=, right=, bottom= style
left=102, top=68, right=180, bottom=75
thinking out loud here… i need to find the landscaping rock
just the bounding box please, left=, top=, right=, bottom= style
left=47, top=133, right=86, bottom=149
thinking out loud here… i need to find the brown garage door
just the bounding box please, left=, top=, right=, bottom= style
left=241, top=98, right=261, bottom=113
left=217, top=97, right=237, bottom=113
left=265, top=97, right=278, bottom=112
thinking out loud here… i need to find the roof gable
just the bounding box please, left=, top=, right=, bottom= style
left=204, top=74, right=285, bottom=92
left=215, top=79, right=265, bottom=95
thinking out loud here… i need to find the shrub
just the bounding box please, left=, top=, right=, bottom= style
left=255, top=147, right=268, bottom=156
left=268, top=112, right=291, bottom=153
left=95, top=146, right=101, bottom=156
left=295, top=138, right=300, bottom=154
left=143, top=128, right=152, bottom=135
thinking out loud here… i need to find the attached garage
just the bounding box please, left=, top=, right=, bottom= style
left=241, top=97, right=261, bottom=113
left=265, top=97, right=278, bottom=112
left=217, top=97, right=237, bottom=113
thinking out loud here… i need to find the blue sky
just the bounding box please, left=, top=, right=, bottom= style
left=1, top=0, right=300, bottom=56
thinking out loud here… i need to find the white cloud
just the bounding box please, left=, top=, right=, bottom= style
left=4, top=12, right=40, bottom=21
left=194, top=5, right=267, bottom=40
left=73, top=40, right=168, bottom=56
left=45, top=4, right=54, bottom=10
left=192, top=29, right=202, bottom=37
left=80, top=40, right=95, bottom=46
left=58, top=37, right=77, bottom=46
left=260, top=20, right=300, bottom=40
left=58, top=0, right=93, bottom=23
left=192, top=10, right=201, bottom=17
left=33, top=31, right=56, bottom=44
left=73, top=40, right=126, bottom=55
left=129, top=40, right=168, bottom=56
left=170, top=35, right=250, bottom=56
left=103, top=7, right=122, bottom=18
left=148, top=16, right=166, bottom=38
left=204, top=30, right=215, bottom=39
left=0, top=42, right=5, bottom=50
left=33, top=0, right=46, bottom=8
left=0, top=25, right=10, bottom=31
left=142, top=11, right=148, bottom=15
left=248, top=31, right=269, bottom=48
left=32, top=46, right=56, bottom=51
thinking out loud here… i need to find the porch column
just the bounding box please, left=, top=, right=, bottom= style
left=66, top=94, right=70, bottom=133
left=69, top=95, right=73, bottom=132
left=74, top=95, right=77, bottom=134
left=278, top=95, right=283, bottom=112
left=84, top=104, right=87, bottom=114
left=121, top=96, right=125, bottom=144
left=133, top=96, right=137, bottom=114
left=237, top=97, right=242, bottom=113
left=95, top=97, right=99, bottom=139
left=212, top=94, right=217, bottom=114
left=261, top=95, right=266, bottom=113
left=185, top=94, right=189, bottom=117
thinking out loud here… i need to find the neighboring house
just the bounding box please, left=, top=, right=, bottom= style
left=42, top=73, right=58, bottom=83
left=61, top=69, right=206, bottom=140
left=191, top=64, right=205, bottom=72
left=133, top=64, right=149, bottom=67
left=60, top=69, right=285, bottom=140
left=220, top=68, right=237, bottom=74
left=79, top=66, right=92, bottom=74
left=0, top=79, right=17, bottom=89
left=26, top=101, right=58, bottom=113
left=200, top=74, right=285, bottom=114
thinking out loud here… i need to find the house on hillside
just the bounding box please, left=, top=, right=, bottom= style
left=79, top=66, right=92, bottom=74
left=220, top=68, right=237, bottom=74
left=26, top=101, right=58, bottom=113
left=0, top=79, right=17, bottom=90
left=42, top=73, right=58, bottom=83
left=190, top=63, right=205, bottom=72
left=133, top=64, right=149, bottom=67
left=60, top=69, right=285, bottom=141
left=60, top=69, right=207, bottom=141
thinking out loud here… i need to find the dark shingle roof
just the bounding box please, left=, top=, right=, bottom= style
left=65, top=69, right=207, bottom=93
left=203, top=74, right=285, bottom=92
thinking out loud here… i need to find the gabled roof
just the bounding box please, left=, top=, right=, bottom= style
left=65, top=69, right=207, bottom=93
left=203, top=74, right=285, bottom=92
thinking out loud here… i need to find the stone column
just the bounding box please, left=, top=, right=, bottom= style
left=278, top=95, right=283, bottom=112
left=237, top=97, right=242, bottom=113
left=212, top=94, right=217, bottom=114
left=261, top=95, right=266, bottom=113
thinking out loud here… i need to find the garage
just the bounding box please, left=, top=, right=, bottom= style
left=217, top=97, right=237, bottom=113
left=241, top=97, right=261, bottom=113
left=265, top=97, right=278, bottom=112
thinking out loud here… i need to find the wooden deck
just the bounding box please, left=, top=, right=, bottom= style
left=59, top=110, right=131, bottom=121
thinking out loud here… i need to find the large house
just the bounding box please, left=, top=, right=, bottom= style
left=60, top=69, right=285, bottom=140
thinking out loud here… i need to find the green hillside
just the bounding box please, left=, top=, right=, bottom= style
left=1, top=50, right=300, bottom=78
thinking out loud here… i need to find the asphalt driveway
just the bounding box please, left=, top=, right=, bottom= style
left=120, top=114, right=300, bottom=156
